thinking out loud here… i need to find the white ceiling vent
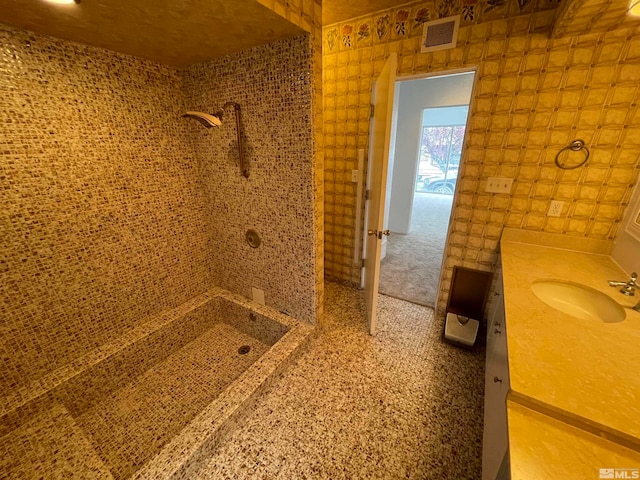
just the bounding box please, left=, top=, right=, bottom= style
left=420, top=15, right=460, bottom=53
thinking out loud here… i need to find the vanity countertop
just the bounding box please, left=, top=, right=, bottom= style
left=500, top=228, right=640, bottom=448
left=507, top=400, right=640, bottom=479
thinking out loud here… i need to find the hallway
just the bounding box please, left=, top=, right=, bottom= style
left=197, top=282, right=485, bottom=479
left=379, top=193, right=454, bottom=307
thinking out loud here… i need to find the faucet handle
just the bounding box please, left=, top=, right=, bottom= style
left=609, top=272, right=637, bottom=286
left=608, top=273, right=637, bottom=296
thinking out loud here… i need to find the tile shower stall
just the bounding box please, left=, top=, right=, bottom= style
left=1, top=25, right=318, bottom=478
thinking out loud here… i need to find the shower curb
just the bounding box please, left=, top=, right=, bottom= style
left=132, top=297, right=316, bottom=480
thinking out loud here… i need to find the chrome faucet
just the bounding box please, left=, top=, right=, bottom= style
left=608, top=272, right=640, bottom=312
left=608, top=272, right=637, bottom=295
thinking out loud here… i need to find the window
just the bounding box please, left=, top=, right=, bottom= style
left=416, top=125, right=465, bottom=194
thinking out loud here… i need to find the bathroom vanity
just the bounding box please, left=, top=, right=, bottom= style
left=482, top=262, right=510, bottom=480
left=482, top=228, right=640, bottom=480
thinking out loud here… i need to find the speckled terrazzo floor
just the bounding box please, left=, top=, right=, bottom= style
left=196, top=282, right=485, bottom=479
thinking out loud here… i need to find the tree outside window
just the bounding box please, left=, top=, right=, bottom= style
left=417, top=125, right=465, bottom=194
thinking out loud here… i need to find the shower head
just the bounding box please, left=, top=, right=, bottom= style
left=183, top=111, right=222, bottom=128
left=184, top=102, right=248, bottom=178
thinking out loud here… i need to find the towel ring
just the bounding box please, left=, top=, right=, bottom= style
left=554, top=139, right=590, bottom=170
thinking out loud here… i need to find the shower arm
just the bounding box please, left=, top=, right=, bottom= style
left=219, top=102, right=247, bottom=178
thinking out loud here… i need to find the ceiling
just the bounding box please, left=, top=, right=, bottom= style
left=5, top=0, right=636, bottom=66
left=322, top=0, right=413, bottom=25
left=0, top=0, right=304, bottom=67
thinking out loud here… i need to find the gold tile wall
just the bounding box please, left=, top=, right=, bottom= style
left=323, top=2, right=640, bottom=314
left=1, top=24, right=319, bottom=399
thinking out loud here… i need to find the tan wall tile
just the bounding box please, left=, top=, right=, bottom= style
left=323, top=3, right=640, bottom=313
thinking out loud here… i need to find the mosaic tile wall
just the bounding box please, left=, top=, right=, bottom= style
left=323, top=0, right=559, bottom=53
left=258, top=0, right=325, bottom=323
left=0, top=24, right=214, bottom=398
left=182, top=35, right=317, bottom=324
left=323, top=5, right=640, bottom=314
left=1, top=21, right=320, bottom=404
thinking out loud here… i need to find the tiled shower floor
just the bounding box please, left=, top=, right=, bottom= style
left=196, top=282, right=485, bottom=479
left=73, top=323, right=269, bottom=479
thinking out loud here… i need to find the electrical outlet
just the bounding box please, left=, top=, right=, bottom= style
left=351, top=170, right=359, bottom=183
left=486, top=177, right=513, bottom=194
left=547, top=200, right=564, bottom=217
left=251, top=287, right=265, bottom=305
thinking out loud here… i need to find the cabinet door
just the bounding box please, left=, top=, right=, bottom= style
left=490, top=307, right=508, bottom=387
left=482, top=274, right=509, bottom=480
left=486, top=266, right=503, bottom=350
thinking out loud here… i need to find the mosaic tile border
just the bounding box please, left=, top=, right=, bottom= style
left=323, top=0, right=560, bottom=53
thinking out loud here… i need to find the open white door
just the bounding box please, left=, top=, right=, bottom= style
left=364, top=53, right=397, bottom=335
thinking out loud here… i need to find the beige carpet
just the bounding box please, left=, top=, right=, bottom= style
left=379, top=192, right=454, bottom=307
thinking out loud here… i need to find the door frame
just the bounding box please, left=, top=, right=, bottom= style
left=361, top=66, right=479, bottom=311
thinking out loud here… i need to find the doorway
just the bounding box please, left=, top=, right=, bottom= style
left=377, top=71, right=475, bottom=308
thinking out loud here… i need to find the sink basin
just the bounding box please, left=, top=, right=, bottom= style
left=531, top=280, right=626, bottom=323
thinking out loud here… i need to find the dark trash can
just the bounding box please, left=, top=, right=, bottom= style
left=443, top=266, right=493, bottom=347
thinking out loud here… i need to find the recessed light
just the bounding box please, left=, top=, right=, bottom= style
left=629, top=0, right=640, bottom=16
left=43, top=0, right=80, bottom=5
